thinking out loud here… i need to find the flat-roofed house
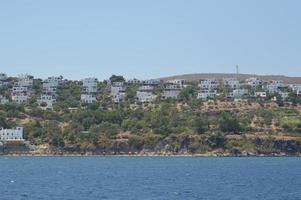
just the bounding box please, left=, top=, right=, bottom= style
left=82, top=77, right=98, bottom=93
left=0, top=73, right=8, bottom=81
left=137, top=91, right=157, bottom=103
left=12, top=93, right=28, bottom=103
left=199, top=79, right=219, bottom=90
left=246, top=77, right=263, bottom=87
left=223, top=78, right=240, bottom=89
left=0, top=127, right=24, bottom=141
left=197, top=89, right=218, bottom=100
left=81, top=94, right=97, bottom=104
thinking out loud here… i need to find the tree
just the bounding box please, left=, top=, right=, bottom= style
left=109, top=75, right=125, bottom=83
left=219, top=112, right=241, bottom=133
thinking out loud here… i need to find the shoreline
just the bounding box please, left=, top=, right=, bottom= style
left=2, top=153, right=301, bottom=157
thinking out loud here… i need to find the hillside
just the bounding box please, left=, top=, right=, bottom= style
left=160, top=73, right=301, bottom=84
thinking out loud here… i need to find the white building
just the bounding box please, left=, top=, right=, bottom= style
left=127, top=79, right=141, bottom=85
left=12, top=86, right=28, bottom=93
left=255, top=92, right=267, bottom=98
left=165, top=79, right=184, bottom=85
left=82, top=78, right=98, bottom=93
left=81, top=94, right=96, bottom=104
left=139, top=85, right=154, bottom=91
left=17, top=74, right=33, bottom=87
left=279, top=91, right=289, bottom=100
left=111, top=86, right=126, bottom=96
left=113, top=92, right=126, bottom=103
left=137, top=91, right=157, bottom=103
left=265, top=80, right=284, bottom=93
left=197, top=90, right=218, bottom=100
left=0, top=73, right=8, bottom=81
left=227, top=89, right=248, bottom=98
left=223, top=78, right=240, bottom=89
left=38, top=95, right=56, bottom=110
left=143, top=79, right=160, bottom=85
left=246, top=77, right=263, bottom=87
left=291, top=84, right=301, bottom=96
left=162, top=90, right=181, bottom=99
left=0, top=127, right=24, bottom=141
left=199, top=79, right=219, bottom=89
left=12, top=94, right=28, bottom=103
left=43, top=76, right=62, bottom=93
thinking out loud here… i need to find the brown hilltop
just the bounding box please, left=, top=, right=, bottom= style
left=159, top=73, right=301, bottom=84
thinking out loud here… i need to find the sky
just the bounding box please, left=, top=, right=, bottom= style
left=0, top=0, right=301, bottom=80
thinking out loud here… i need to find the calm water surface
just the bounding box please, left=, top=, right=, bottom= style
left=0, top=157, right=300, bottom=200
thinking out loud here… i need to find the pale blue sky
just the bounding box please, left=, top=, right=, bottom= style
left=0, top=0, right=301, bottom=80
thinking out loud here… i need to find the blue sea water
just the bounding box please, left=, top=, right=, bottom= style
left=0, top=157, right=301, bottom=200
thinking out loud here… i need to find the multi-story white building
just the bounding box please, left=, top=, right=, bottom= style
left=0, top=127, right=24, bottom=141
left=82, top=78, right=98, bottom=93
left=246, top=77, right=263, bottom=87
left=143, top=79, right=160, bottom=85
left=81, top=94, right=96, bottom=104
left=43, top=76, right=62, bottom=93
left=279, top=91, right=289, bottom=100
left=165, top=79, right=184, bottom=85
left=197, top=90, right=218, bottom=100
left=227, top=89, right=248, bottom=98
left=223, top=78, right=240, bottom=89
left=17, top=74, right=33, bottom=87
left=12, top=94, right=28, bottom=103
left=138, top=85, right=154, bottom=91
left=113, top=92, right=126, bottom=103
left=137, top=91, right=157, bottom=103
left=0, top=73, right=8, bottom=81
left=12, top=86, right=28, bottom=93
left=254, top=92, right=267, bottom=98
left=127, top=79, right=141, bottom=85
left=162, top=90, right=181, bottom=99
left=291, top=84, right=301, bottom=96
left=38, top=95, right=56, bottom=110
left=199, top=79, right=219, bottom=90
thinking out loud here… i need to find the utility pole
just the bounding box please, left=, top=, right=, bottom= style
left=236, top=65, right=239, bottom=80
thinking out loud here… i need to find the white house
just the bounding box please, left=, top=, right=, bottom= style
left=81, top=94, right=97, bottom=104
left=0, top=127, right=24, bottom=141
left=17, top=74, right=33, bottom=87
left=223, top=78, right=240, bottom=89
left=162, top=90, right=181, bottom=99
left=111, top=86, right=126, bottom=96
left=255, top=92, right=267, bottom=98
left=0, top=73, right=7, bottom=81
left=227, top=89, right=248, bottom=98
left=12, top=94, right=28, bottom=103
left=113, top=92, right=126, bottom=103
left=246, top=77, right=262, bottom=87
left=165, top=79, right=184, bottom=85
left=265, top=80, right=285, bottom=93
left=12, top=86, right=28, bottom=93
left=43, top=76, right=62, bottom=93
left=137, top=91, right=157, bottom=103
left=38, top=95, right=56, bottom=110
left=82, top=78, right=98, bottom=93
left=291, top=84, right=301, bottom=96
left=199, top=79, right=219, bottom=89
left=127, top=79, right=141, bottom=84
left=143, top=79, right=160, bottom=85
left=139, top=85, right=154, bottom=91
left=197, top=90, right=218, bottom=100
left=279, top=91, right=289, bottom=100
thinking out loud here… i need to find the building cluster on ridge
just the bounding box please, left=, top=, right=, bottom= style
left=1, top=72, right=301, bottom=111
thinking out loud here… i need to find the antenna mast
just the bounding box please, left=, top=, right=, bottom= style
left=236, top=65, right=239, bottom=80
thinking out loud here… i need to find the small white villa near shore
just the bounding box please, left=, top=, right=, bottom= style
left=0, top=127, right=24, bottom=141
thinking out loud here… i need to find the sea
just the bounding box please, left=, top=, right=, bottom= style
left=0, top=156, right=300, bottom=200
